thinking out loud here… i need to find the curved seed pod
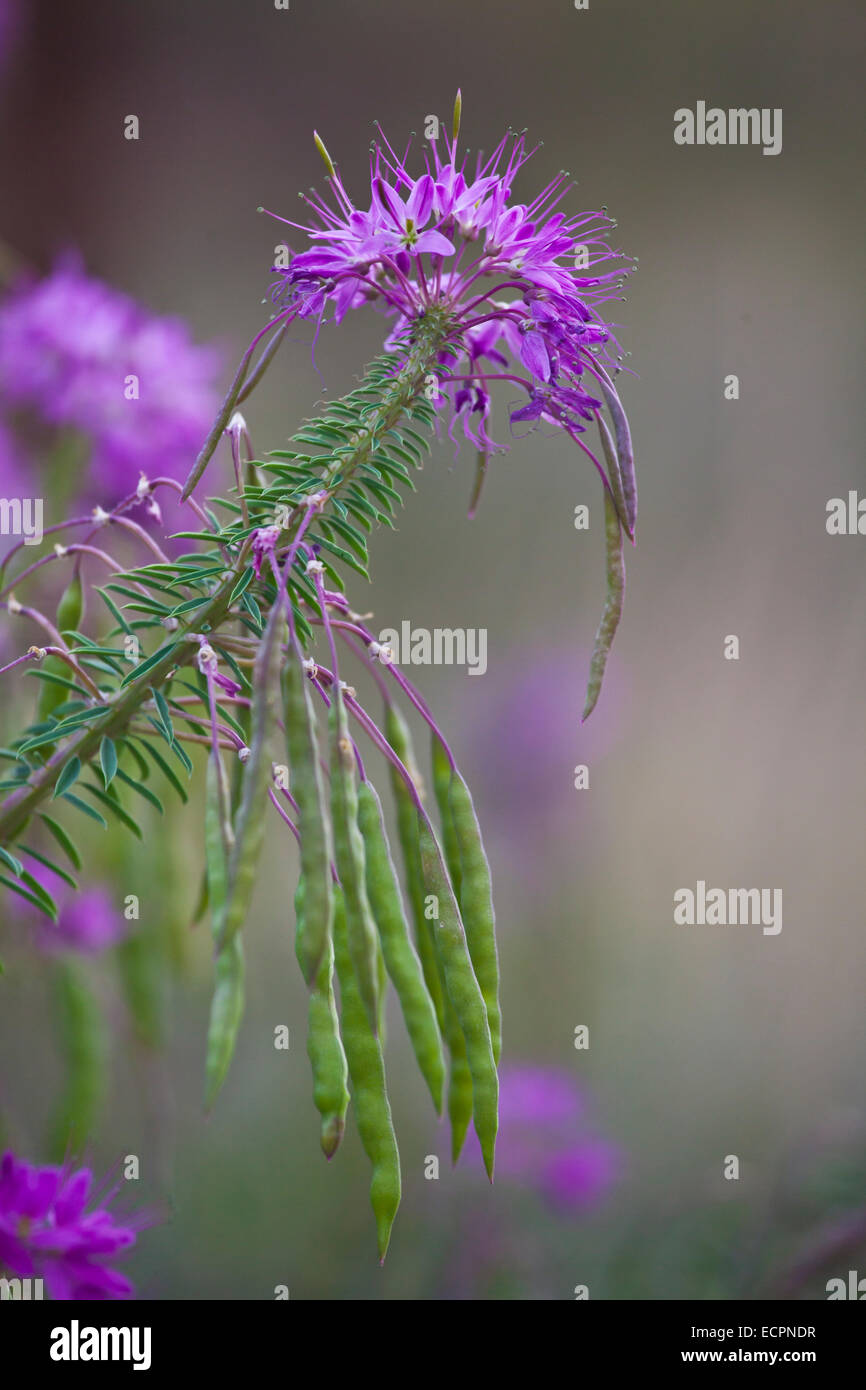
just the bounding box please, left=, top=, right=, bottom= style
left=582, top=487, right=625, bottom=722
left=38, top=570, right=84, bottom=723
left=49, top=959, right=106, bottom=1158
left=285, top=647, right=333, bottom=985
left=384, top=704, right=445, bottom=1030
left=595, top=364, right=636, bottom=537
left=448, top=767, right=501, bottom=1067
left=416, top=809, right=498, bottom=1180
left=203, top=754, right=244, bottom=1110
left=328, top=689, right=379, bottom=1031
left=442, top=989, right=473, bottom=1162
left=332, top=884, right=401, bottom=1262
left=431, top=732, right=462, bottom=900
left=376, top=935, right=388, bottom=1044
left=204, top=934, right=245, bottom=1111
left=357, top=778, right=445, bottom=1113
left=218, top=604, right=285, bottom=951
left=299, top=875, right=350, bottom=1159
left=595, top=409, right=630, bottom=540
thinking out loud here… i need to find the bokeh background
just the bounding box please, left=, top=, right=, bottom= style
left=1, top=0, right=865, bottom=1299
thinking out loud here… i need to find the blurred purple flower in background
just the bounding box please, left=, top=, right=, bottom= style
left=37, top=886, right=128, bottom=956
left=460, top=643, right=627, bottom=875
left=0, top=1150, right=140, bottom=1298
left=466, top=1064, right=621, bottom=1212
left=0, top=259, right=220, bottom=496
left=0, top=416, right=30, bottom=562
left=11, top=871, right=128, bottom=957
left=0, top=0, right=20, bottom=80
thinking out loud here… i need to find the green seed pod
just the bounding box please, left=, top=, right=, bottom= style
left=357, top=778, right=445, bottom=1113
left=38, top=569, right=85, bottom=723
left=431, top=733, right=462, bottom=900
left=203, top=753, right=245, bottom=1111
left=285, top=647, right=333, bottom=986
left=48, top=958, right=106, bottom=1159
left=448, top=767, right=501, bottom=1067
left=582, top=487, right=625, bottom=722
left=299, top=875, right=350, bottom=1159
left=384, top=704, right=445, bottom=1031
left=204, top=934, right=245, bottom=1111
left=218, top=604, right=285, bottom=951
left=332, top=884, right=401, bottom=1261
left=328, top=688, right=380, bottom=1031
left=417, top=809, right=498, bottom=1180
left=442, top=989, right=473, bottom=1162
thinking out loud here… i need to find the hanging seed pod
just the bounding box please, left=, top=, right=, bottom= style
left=37, top=568, right=84, bottom=724
left=582, top=487, right=625, bottom=722
left=384, top=704, right=445, bottom=1031
left=431, top=732, right=462, bottom=900
left=442, top=988, right=473, bottom=1163
left=328, top=685, right=380, bottom=1031
left=298, top=874, right=350, bottom=1158
left=48, top=958, right=106, bottom=1159
left=357, top=777, right=445, bottom=1113
left=285, top=645, right=333, bottom=986
left=332, top=884, right=401, bottom=1262
left=447, top=765, right=501, bottom=1068
left=204, top=754, right=244, bottom=1111
left=217, top=604, right=285, bottom=952
left=416, top=809, right=498, bottom=1180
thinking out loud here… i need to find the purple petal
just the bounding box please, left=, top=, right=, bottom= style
left=414, top=230, right=455, bottom=257
left=0, top=1227, right=34, bottom=1275
left=510, top=397, right=545, bottom=423
left=520, top=331, right=551, bottom=382
left=406, top=174, right=434, bottom=227
left=373, top=178, right=407, bottom=230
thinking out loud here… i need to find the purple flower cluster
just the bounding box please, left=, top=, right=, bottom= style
left=270, top=108, right=633, bottom=481
left=0, top=259, right=220, bottom=495
left=471, top=1065, right=621, bottom=1212
left=0, top=1151, right=139, bottom=1298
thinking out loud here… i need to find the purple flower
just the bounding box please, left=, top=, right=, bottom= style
left=0, top=259, right=221, bottom=496
left=37, top=887, right=128, bottom=956
left=12, top=873, right=128, bottom=956
left=466, top=1064, right=621, bottom=1212
left=267, top=106, right=634, bottom=504
left=0, top=1151, right=140, bottom=1298
left=0, top=417, right=31, bottom=561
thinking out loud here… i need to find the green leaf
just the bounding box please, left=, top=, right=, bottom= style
left=229, top=567, right=255, bottom=604
left=53, top=757, right=82, bottom=799
left=60, top=792, right=108, bottom=829
left=20, top=869, right=59, bottom=920
left=134, top=738, right=189, bottom=803
left=82, top=782, right=143, bottom=839
left=119, top=642, right=179, bottom=689
left=169, top=595, right=212, bottom=618
left=241, top=592, right=263, bottom=630
left=26, top=669, right=91, bottom=697
left=0, top=873, right=58, bottom=920
left=95, top=586, right=134, bottom=636
left=100, top=737, right=118, bottom=789
left=117, top=738, right=150, bottom=782
left=16, top=844, right=77, bottom=890
left=152, top=688, right=174, bottom=744
left=115, top=768, right=164, bottom=815
left=314, top=533, right=370, bottom=580
left=39, top=814, right=83, bottom=870
left=0, top=846, right=23, bottom=877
